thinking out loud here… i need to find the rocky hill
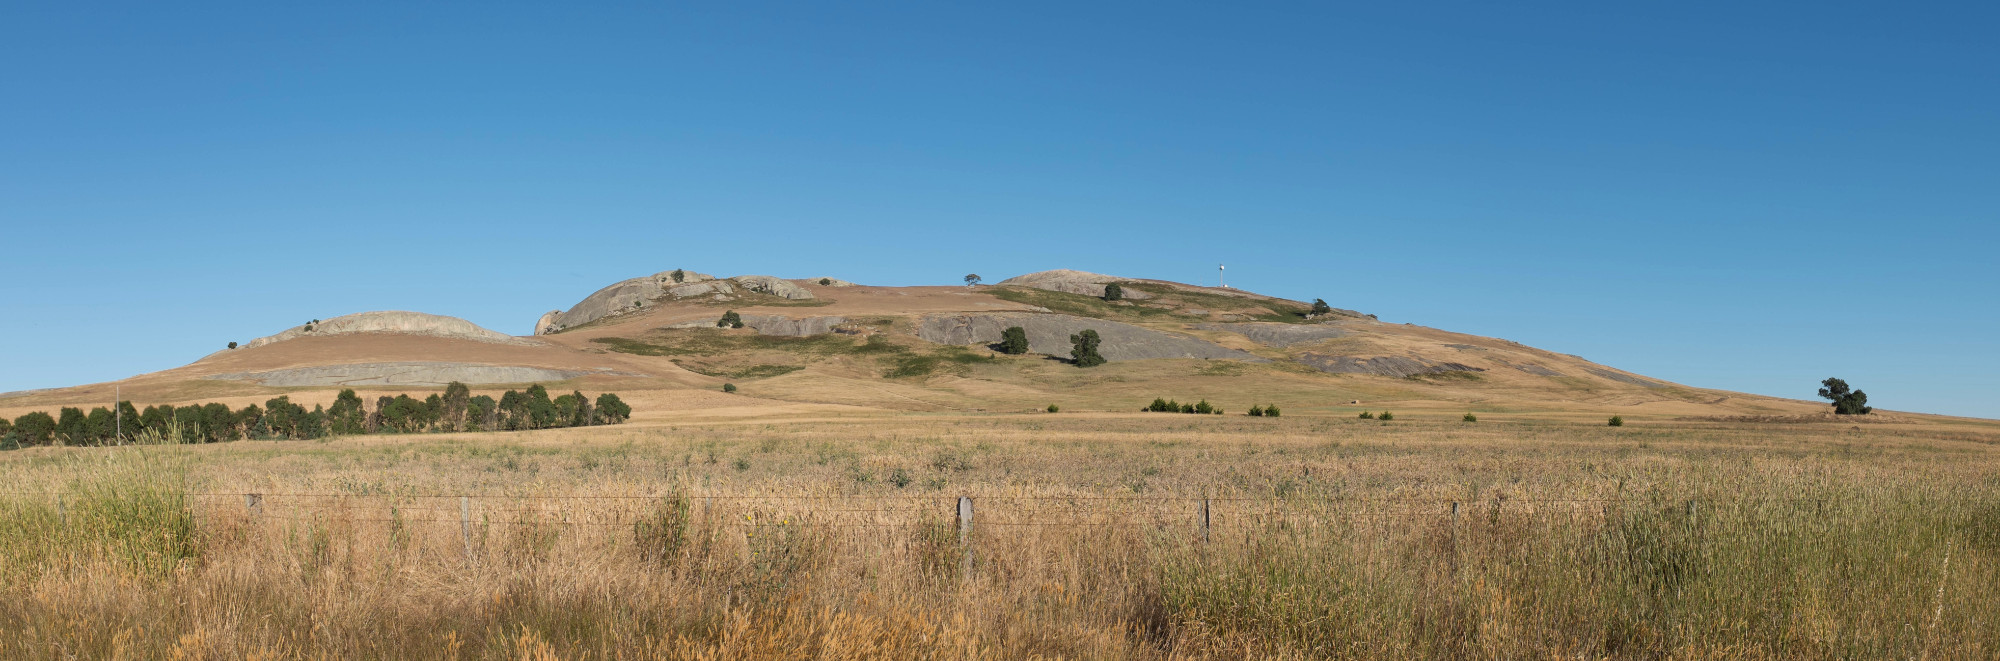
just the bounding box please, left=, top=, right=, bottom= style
left=0, top=268, right=1836, bottom=422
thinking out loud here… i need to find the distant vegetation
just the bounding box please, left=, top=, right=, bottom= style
left=1608, top=415, right=1624, bottom=427
left=1145, top=398, right=1221, bottom=415
left=0, top=382, right=630, bottom=448
left=1102, top=283, right=1123, bottom=301
left=716, top=311, right=743, bottom=328
left=1818, top=377, right=1873, bottom=415
left=1248, top=404, right=1281, bottom=417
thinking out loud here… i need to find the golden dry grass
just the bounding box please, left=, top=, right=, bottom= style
left=1, top=411, right=1997, bottom=659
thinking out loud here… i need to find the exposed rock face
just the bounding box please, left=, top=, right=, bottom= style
left=731, top=275, right=816, bottom=300
left=207, top=362, right=615, bottom=386
left=996, top=269, right=1153, bottom=299
left=919, top=313, right=1258, bottom=362
left=739, top=315, right=848, bottom=337
left=534, top=310, right=561, bottom=336
left=669, top=281, right=735, bottom=298
left=1587, top=367, right=1664, bottom=388
left=550, top=269, right=738, bottom=331
left=246, top=311, right=529, bottom=349
left=1297, top=354, right=1485, bottom=378
left=1196, top=323, right=1347, bottom=348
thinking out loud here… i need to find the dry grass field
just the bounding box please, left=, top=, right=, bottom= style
left=2, top=410, right=1996, bottom=659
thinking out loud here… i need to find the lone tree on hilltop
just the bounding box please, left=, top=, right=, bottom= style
left=999, top=326, right=1030, bottom=355
left=1310, top=299, right=1333, bottom=316
left=1103, top=283, right=1123, bottom=301
left=964, top=274, right=982, bottom=287
left=228, top=341, right=237, bottom=349
left=717, top=310, right=744, bottom=328
left=819, top=278, right=832, bottom=286
left=1818, top=377, right=1873, bottom=415
left=671, top=269, right=686, bottom=283
left=1069, top=329, right=1105, bottom=367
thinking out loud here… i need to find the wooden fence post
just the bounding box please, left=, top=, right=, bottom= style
left=957, top=496, right=973, bottom=577
left=56, top=495, right=65, bottom=523
left=1199, top=498, right=1211, bottom=543
left=245, top=493, right=262, bottom=518
left=1449, top=501, right=1460, bottom=574
left=460, top=496, right=474, bottom=562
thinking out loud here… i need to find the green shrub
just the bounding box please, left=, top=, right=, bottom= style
left=1046, top=404, right=1059, bottom=413
left=1609, top=415, right=1624, bottom=427
left=1310, top=298, right=1333, bottom=316
left=1378, top=411, right=1393, bottom=421
left=1103, top=283, right=1123, bottom=301
left=722, top=383, right=738, bottom=393
left=1069, top=329, right=1105, bottom=368
left=819, top=278, right=832, bottom=286
left=999, top=326, right=1030, bottom=355
left=1248, top=406, right=1264, bottom=417
left=227, top=341, right=237, bottom=350
left=717, top=311, right=743, bottom=328
left=1463, top=413, right=1478, bottom=422
left=1265, top=405, right=1281, bottom=417
left=1358, top=411, right=1374, bottom=419
left=1194, top=400, right=1213, bottom=414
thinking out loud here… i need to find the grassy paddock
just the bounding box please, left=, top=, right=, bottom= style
left=0, top=415, right=1994, bottom=659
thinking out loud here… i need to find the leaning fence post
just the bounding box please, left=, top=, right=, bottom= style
left=460, top=496, right=474, bottom=562
left=244, top=493, right=262, bottom=518
left=957, top=496, right=974, bottom=577
left=1449, top=501, right=1460, bottom=574
left=1199, top=498, right=1211, bottom=543
left=56, top=495, right=66, bottom=523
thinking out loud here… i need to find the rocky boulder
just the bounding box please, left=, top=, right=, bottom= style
left=1196, top=322, right=1348, bottom=348
left=731, top=275, right=816, bottom=300
left=996, top=269, right=1152, bottom=299
left=739, top=314, right=848, bottom=337
left=208, top=361, right=616, bottom=386
left=534, top=310, right=561, bottom=336
left=246, top=311, right=530, bottom=348
left=918, top=313, right=1257, bottom=362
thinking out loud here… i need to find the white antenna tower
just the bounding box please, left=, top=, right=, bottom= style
left=1218, top=264, right=1226, bottom=289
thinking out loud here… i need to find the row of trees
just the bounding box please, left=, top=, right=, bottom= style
left=994, top=325, right=1106, bottom=368
left=0, top=383, right=631, bottom=448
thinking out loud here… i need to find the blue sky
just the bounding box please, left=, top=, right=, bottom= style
left=2, top=2, right=1994, bottom=417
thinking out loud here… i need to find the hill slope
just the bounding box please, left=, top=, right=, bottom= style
left=0, top=269, right=1841, bottom=423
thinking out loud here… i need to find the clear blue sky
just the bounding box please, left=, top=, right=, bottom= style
left=2, top=2, right=1994, bottom=418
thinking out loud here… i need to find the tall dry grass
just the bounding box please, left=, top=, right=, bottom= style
left=0, top=414, right=1995, bottom=659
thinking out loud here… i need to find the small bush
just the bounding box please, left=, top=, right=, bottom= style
left=999, top=326, right=1030, bottom=355
left=1265, top=405, right=1281, bottom=417
left=717, top=311, right=744, bottom=329
left=1046, top=404, right=1059, bottom=413
left=1358, top=411, right=1374, bottom=419
left=888, top=468, right=912, bottom=488
left=722, top=383, right=738, bottom=393
left=227, top=341, right=237, bottom=350
left=1194, top=400, right=1213, bottom=414
left=1248, top=406, right=1264, bottom=417
left=818, top=278, right=832, bottom=286
left=1463, top=413, right=1477, bottom=422
left=1378, top=411, right=1393, bottom=421
left=1103, top=283, right=1123, bottom=301
left=1608, top=415, right=1624, bottom=427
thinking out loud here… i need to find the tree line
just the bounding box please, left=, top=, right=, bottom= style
left=0, top=382, right=630, bottom=448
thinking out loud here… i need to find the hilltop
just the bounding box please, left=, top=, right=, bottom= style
left=0, top=269, right=1843, bottom=424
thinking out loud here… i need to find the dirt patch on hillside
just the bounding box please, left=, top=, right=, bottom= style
left=1297, top=354, right=1485, bottom=378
